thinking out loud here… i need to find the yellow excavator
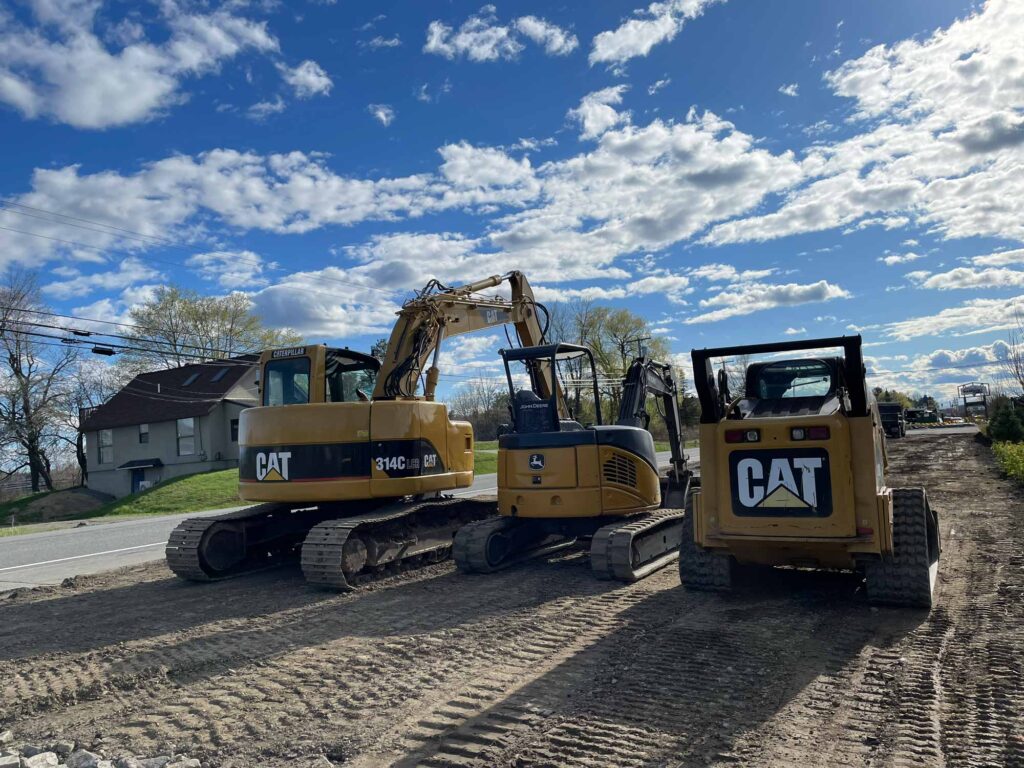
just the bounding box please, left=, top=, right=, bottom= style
left=166, top=272, right=556, bottom=588
left=453, top=342, right=694, bottom=581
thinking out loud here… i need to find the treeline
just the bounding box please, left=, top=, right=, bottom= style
left=447, top=300, right=700, bottom=441
left=0, top=272, right=298, bottom=493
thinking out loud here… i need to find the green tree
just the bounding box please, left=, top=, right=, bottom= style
left=873, top=387, right=914, bottom=409
left=118, top=286, right=303, bottom=373
left=989, top=403, right=1024, bottom=443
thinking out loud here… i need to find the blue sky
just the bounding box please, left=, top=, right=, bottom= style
left=2, top=0, right=1022, bottom=403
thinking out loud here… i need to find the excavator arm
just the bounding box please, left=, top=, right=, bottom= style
left=618, top=357, right=688, bottom=479
left=372, top=271, right=554, bottom=403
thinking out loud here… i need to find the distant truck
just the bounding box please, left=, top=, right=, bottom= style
left=877, top=402, right=907, bottom=438
left=905, top=408, right=943, bottom=426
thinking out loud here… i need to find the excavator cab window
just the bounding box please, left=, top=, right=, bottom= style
left=324, top=350, right=379, bottom=403
left=263, top=357, right=311, bottom=406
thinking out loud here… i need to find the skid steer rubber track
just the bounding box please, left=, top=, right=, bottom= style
left=677, top=510, right=733, bottom=591
left=864, top=488, right=940, bottom=608
left=590, top=509, right=686, bottom=582
left=452, top=517, right=577, bottom=574
left=302, top=497, right=495, bottom=590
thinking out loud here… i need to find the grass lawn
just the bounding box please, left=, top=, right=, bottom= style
left=89, top=469, right=243, bottom=519
left=0, top=490, right=56, bottom=523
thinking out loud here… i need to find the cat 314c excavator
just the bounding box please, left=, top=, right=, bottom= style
left=453, top=342, right=694, bottom=581
left=166, top=271, right=556, bottom=589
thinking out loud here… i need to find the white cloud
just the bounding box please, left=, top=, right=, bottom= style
left=513, top=16, right=578, bottom=56
left=778, top=83, right=799, bottom=97
left=688, top=263, right=775, bottom=282
left=589, top=0, right=721, bottom=67
left=879, top=295, right=1024, bottom=341
left=647, top=77, right=670, bottom=95
left=566, top=85, right=630, bottom=140
left=187, top=250, right=270, bottom=289
left=971, top=247, right=1024, bottom=267
left=424, top=8, right=576, bottom=62
left=879, top=251, right=924, bottom=266
left=247, top=96, right=286, bottom=120
left=707, top=0, right=1024, bottom=247
left=911, top=266, right=1024, bottom=291
left=0, top=109, right=803, bottom=291
left=367, top=103, right=395, bottom=126
left=42, top=257, right=162, bottom=300
left=277, top=60, right=332, bottom=98
left=784, top=326, right=807, bottom=335
left=684, top=280, right=851, bottom=324
left=0, top=1, right=279, bottom=128
left=363, top=35, right=402, bottom=49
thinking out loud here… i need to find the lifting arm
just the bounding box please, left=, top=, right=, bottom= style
left=372, top=271, right=552, bottom=402
left=618, top=357, right=688, bottom=478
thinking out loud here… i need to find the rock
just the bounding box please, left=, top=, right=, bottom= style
left=67, top=750, right=103, bottom=768
left=137, top=758, right=171, bottom=768
left=114, top=759, right=143, bottom=768
left=97, top=761, right=115, bottom=768
left=164, top=760, right=200, bottom=768
left=20, top=747, right=46, bottom=758
left=0, top=754, right=19, bottom=768
left=0, top=734, right=11, bottom=746
left=50, top=743, right=75, bottom=759
left=21, top=753, right=59, bottom=768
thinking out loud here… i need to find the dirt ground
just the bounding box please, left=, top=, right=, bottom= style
left=2, top=433, right=1022, bottom=767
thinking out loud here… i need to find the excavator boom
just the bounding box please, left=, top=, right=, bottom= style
left=373, top=271, right=554, bottom=402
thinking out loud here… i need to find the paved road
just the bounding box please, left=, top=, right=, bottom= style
left=0, top=448, right=697, bottom=591
left=904, top=424, right=978, bottom=437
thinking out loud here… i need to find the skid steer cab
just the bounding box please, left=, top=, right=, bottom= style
left=681, top=335, right=940, bottom=608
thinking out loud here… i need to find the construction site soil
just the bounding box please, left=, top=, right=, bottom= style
left=2, top=433, right=1022, bottom=767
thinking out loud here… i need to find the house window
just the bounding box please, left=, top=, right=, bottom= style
left=98, top=429, right=113, bottom=464
left=230, top=419, right=239, bottom=442
left=177, top=417, right=196, bottom=456
left=139, top=423, right=149, bottom=444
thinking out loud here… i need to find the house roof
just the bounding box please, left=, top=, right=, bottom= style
left=81, top=356, right=258, bottom=432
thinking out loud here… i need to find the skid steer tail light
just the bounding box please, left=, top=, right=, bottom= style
left=857, top=526, right=874, bottom=536
left=807, top=426, right=830, bottom=440
left=726, top=429, right=760, bottom=443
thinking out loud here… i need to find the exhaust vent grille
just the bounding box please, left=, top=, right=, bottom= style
left=603, top=453, right=638, bottom=488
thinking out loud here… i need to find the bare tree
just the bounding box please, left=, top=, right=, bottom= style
left=1001, top=312, right=1024, bottom=395
left=118, top=286, right=303, bottom=373
left=0, top=270, right=78, bottom=492
left=59, top=360, right=129, bottom=484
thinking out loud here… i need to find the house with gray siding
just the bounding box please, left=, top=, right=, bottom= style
left=81, top=357, right=258, bottom=498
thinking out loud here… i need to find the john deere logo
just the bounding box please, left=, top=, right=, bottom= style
left=729, top=449, right=831, bottom=517
left=256, top=451, right=291, bottom=481
left=529, top=453, right=545, bottom=470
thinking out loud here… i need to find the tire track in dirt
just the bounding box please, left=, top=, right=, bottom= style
left=2, top=434, right=1021, bottom=767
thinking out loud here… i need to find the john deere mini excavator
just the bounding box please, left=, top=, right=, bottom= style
left=166, top=272, right=555, bottom=589
left=680, top=335, right=940, bottom=607
left=453, top=342, right=694, bottom=581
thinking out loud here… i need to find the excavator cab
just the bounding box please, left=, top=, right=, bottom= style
left=497, top=343, right=660, bottom=520
left=454, top=343, right=692, bottom=582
